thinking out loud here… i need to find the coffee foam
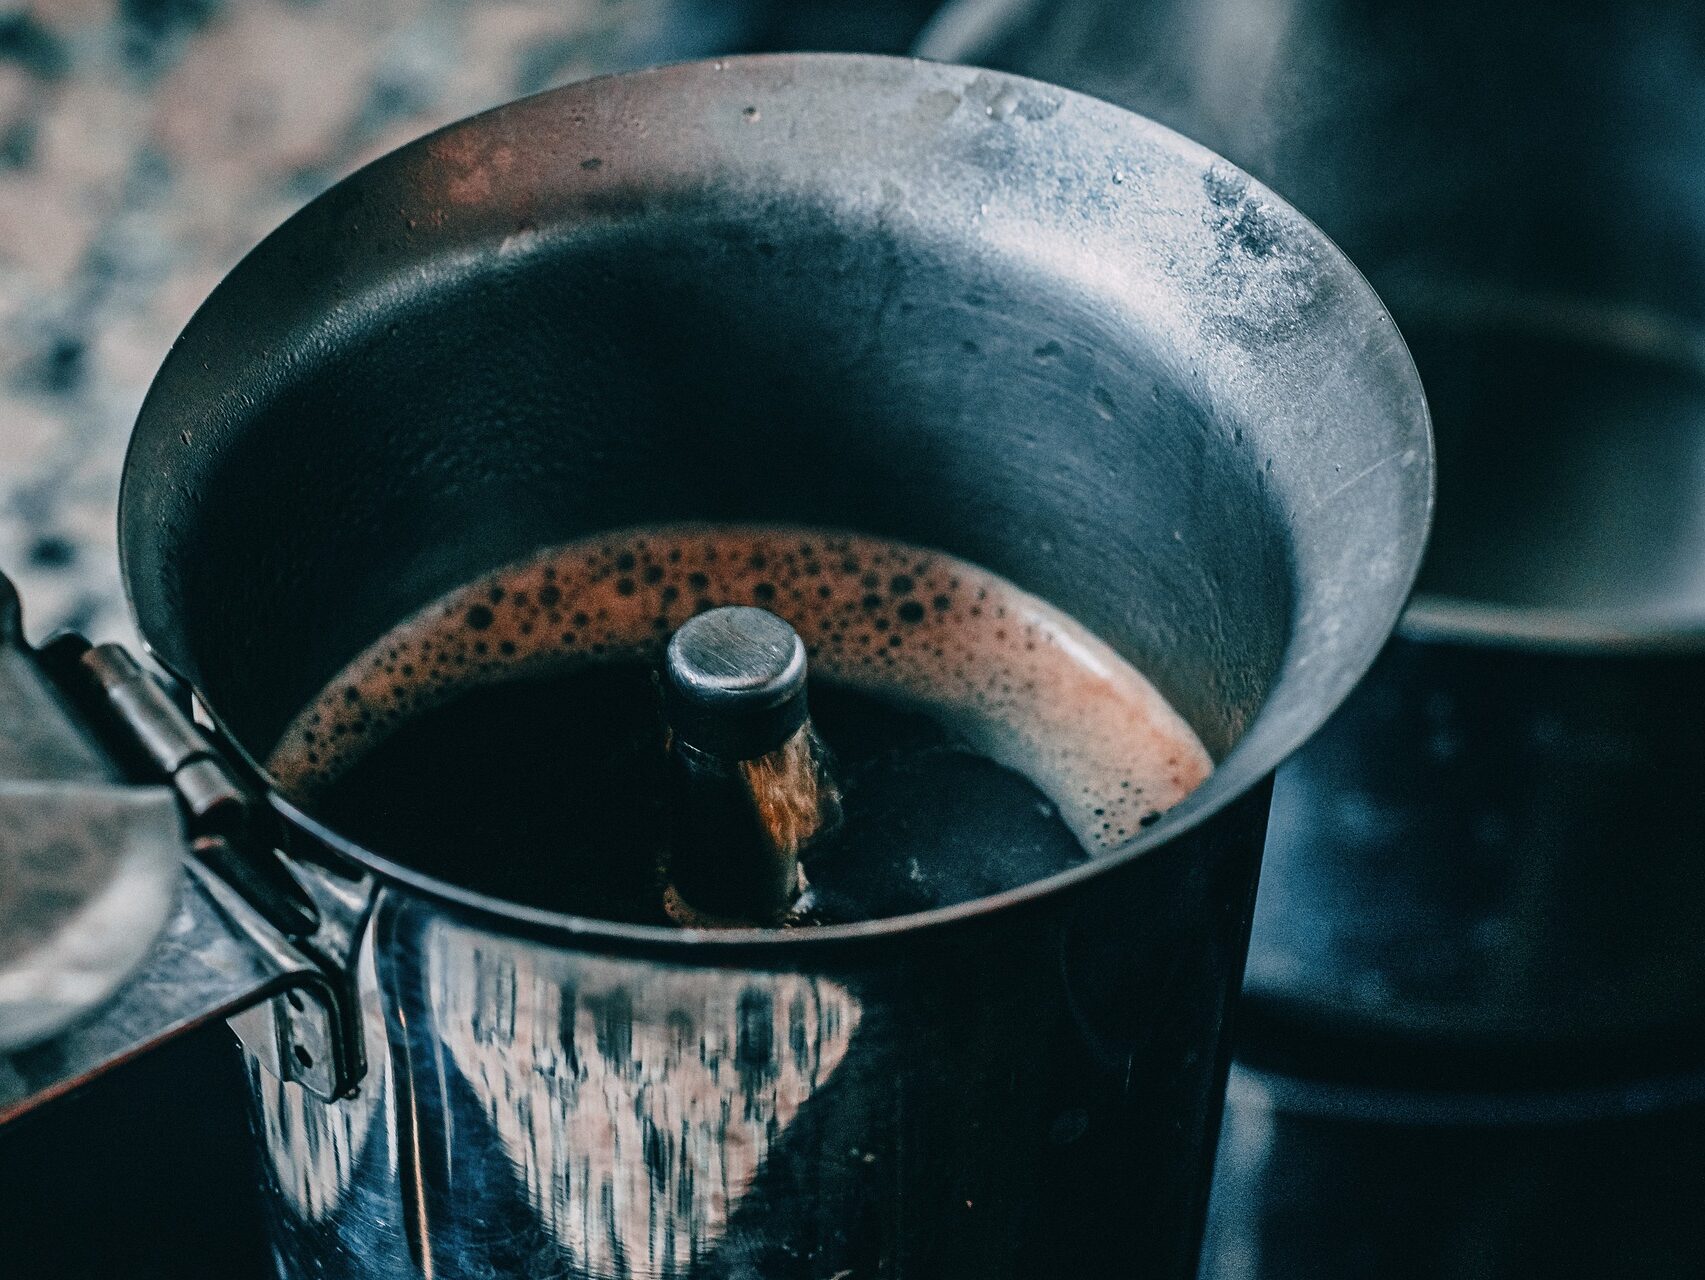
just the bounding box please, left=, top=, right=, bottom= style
left=266, top=526, right=1213, bottom=852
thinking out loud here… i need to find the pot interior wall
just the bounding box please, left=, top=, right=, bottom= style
left=118, top=59, right=1434, bottom=887
left=135, top=199, right=1290, bottom=769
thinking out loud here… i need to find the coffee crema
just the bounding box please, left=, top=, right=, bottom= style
left=268, top=526, right=1212, bottom=858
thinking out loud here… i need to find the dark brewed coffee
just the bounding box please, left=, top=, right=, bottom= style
left=267, top=526, right=1211, bottom=924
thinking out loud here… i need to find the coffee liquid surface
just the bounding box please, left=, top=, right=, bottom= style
left=267, top=526, right=1211, bottom=924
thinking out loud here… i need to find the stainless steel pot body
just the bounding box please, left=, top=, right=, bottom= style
left=97, top=55, right=1430, bottom=1279
left=249, top=802, right=1273, bottom=1279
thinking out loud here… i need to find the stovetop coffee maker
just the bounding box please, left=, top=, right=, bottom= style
left=0, top=55, right=1431, bottom=1279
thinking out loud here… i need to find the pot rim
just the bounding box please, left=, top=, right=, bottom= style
left=120, top=52, right=1435, bottom=953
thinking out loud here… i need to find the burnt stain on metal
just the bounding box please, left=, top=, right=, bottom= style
left=1195, top=162, right=1330, bottom=346
left=1203, top=164, right=1278, bottom=258
left=964, top=72, right=1062, bottom=124
left=913, top=86, right=964, bottom=124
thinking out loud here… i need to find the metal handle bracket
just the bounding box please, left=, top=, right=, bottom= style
left=1, top=572, right=373, bottom=1119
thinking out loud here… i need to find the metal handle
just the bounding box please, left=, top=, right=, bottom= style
left=0, top=858, right=370, bottom=1122
left=0, top=570, right=372, bottom=1122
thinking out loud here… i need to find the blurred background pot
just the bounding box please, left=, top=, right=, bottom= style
left=922, top=2, right=1705, bottom=1275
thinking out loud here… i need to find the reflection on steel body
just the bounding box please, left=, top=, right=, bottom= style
left=249, top=898, right=864, bottom=1279
left=248, top=933, right=387, bottom=1227
left=428, top=928, right=857, bottom=1273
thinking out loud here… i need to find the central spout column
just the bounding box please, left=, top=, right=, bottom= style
left=662, top=606, right=837, bottom=925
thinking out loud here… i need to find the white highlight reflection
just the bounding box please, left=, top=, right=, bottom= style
left=429, top=926, right=859, bottom=1276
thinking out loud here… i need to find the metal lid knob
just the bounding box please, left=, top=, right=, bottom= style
left=663, top=606, right=809, bottom=761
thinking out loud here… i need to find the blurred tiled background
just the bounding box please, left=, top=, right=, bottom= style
left=0, top=0, right=939, bottom=649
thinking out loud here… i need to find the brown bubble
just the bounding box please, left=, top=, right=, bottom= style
left=267, top=524, right=1213, bottom=852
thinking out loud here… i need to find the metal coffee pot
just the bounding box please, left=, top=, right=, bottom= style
left=0, top=55, right=1431, bottom=1279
